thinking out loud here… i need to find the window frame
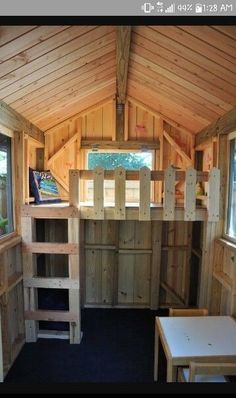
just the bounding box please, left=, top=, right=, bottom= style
left=81, top=148, right=155, bottom=203
left=224, top=130, right=236, bottom=244
left=0, top=125, right=14, bottom=241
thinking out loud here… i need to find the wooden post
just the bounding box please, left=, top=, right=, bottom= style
left=69, top=169, right=80, bottom=207
left=0, top=307, right=3, bottom=382
left=93, top=167, right=104, bottom=219
left=163, top=166, right=175, bottom=221
left=68, top=218, right=81, bottom=344
left=150, top=221, right=162, bottom=309
left=22, top=216, right=38, bottom=342
left=157, top=118, right=164, bottom=203
left=114, top=167, right=126, bottom=220
left=14, top=131, right=24, bottom=235
left=184, top=168, right=197, bottom=221
left=139, top=167, right=151, bottom=221
left=208, top=167, right=220, bottom=222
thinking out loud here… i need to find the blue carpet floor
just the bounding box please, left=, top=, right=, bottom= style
left=4, top=309, right=167, bottom=384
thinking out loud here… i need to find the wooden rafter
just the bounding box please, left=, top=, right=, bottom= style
left=196, top=107, right=236, bottom=146
left=116, top=26, right=131, bottom=105
left=0, top=100, right=44, bottom=143
left=81, top=140, right=159, bottom=150
left=163, top=130, right=192, bottom=166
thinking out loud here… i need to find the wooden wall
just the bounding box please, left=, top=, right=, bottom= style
left=0, top=240, right=24, bottom=379
left=44, top=97, right=194, bottom=204
left=211, top=239, right=236, bottom=317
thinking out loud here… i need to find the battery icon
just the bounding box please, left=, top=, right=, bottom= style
left=195, top=3, right=203, bottom=13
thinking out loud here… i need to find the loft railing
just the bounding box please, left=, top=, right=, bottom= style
left=69, top=166, right=220, bottom=222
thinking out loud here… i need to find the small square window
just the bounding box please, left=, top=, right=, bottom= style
left=84, top=150, right=153, bottom=203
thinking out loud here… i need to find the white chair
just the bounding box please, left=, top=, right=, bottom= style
left=169, top=308, right=208, bottom=317
left=178, top=361, right=236, bottom=382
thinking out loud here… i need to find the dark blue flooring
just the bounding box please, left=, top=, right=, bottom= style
left=4, top=308, right=167, bottom=384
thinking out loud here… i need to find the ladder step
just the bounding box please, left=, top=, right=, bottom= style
left=24, top=277, right=79, bottom=289
left=25, top=310, right=79, bottom=322
left=22, top=242, right=79, bottom=254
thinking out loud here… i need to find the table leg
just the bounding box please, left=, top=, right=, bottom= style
left=0, top=310, right=3, bottom=382
left=154, top=320, right=159, bottom=381
left=167, top=361, right=177, bottom=382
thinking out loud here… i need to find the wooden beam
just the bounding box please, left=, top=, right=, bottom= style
left=81, top=140, right=159, bottom=150
left=160, top=281, right=185, bottom=306
left=116, top=26, right=131, bottom=105
left=47, top=132, right=79, bottom=166
left=0, top=100, right=44, bottom=143
left=163, top=130, right=192, bottom=165
left=196, top=107, right=236, bottom=146
left=50, top=168, right=69, bottom=192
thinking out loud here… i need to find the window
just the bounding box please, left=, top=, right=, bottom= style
left=0, top=132, right=13, bottom=238
left=226, top=133, right=236, bottom=241
left=85, top=150, right=153, bottom=203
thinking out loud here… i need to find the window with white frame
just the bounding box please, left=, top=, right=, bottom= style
left=84, top=150, right=154, bottom=203
left=0, top=131, right=13, bottom=238
left=226, top=132, right=236, bottom=241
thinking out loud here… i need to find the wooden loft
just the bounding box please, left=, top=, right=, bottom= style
left=21, top=166, right=220, bottom=222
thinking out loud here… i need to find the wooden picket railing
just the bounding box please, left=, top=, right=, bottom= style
left=69, top=166, right=220, bottom=222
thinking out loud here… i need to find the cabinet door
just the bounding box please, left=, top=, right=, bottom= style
left=118, top=253, right=151, bottom=305
left=85, top=249, right=114, bottom=305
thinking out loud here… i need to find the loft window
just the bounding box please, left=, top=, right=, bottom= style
left=85, top=150, right=153, bottom=203
left=0, top=132, right=13, bottom=238
left=226, top=133, right=236, bottom=241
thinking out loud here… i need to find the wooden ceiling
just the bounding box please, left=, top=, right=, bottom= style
left=0, top=25, right=235, bottom=134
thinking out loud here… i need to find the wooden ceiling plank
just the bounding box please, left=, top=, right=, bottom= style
left=30, top=78, right=116, bottom=124
left=0, top=26, right=70, bottom=62
left=179, top=26, right=236, bottom=56
left=0, top=32, right=114, bottom=99
left=130, top=60, right=225, bottom=119
left=116, top=26, right=131, bottom=104
left=130, top=68, right=218, bottom=123
left=0, top=26, right=37, bottom=46
left=130, top=50, right=233, bottom=111
left=136, top=26, right=236, bottom=85
left=4, top=44, right=115, bottom=106
left=132, top=31, right=236, bottom=95
left=128, top=80, right=206, bottom=133
left=196, top=107, right=236, bottom=146
left=212, top=26, right=236, bottom=40
left=131, top=43, right=236, bottom=106
left=0, top=99, right=44, bottom=142
left=23, top=69, right=116, bottom=120
left=11, top=51, right=115, bottom=111
left=0, top=26, right=95, bottom=80
left=0, top=26, right=114, bottom=93
left=45, top=96, right=114, bottom=135
left=127, top=96, right=193, bottom=137
left=38, top=85, right=116, bottom=131
left=130, top=73, right=211, bottom=126
left=14, top=56, right=116, bottom=114
left=151, top=26, right=236, bottom=73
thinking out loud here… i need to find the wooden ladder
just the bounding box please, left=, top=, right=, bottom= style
left=21, top=215, right=81, bottom=344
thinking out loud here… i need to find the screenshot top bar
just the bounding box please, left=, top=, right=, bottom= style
left=0, top=0, right=235, bottom=16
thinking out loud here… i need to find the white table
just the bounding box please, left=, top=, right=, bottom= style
left=154, top=316, right=236, bottom=382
